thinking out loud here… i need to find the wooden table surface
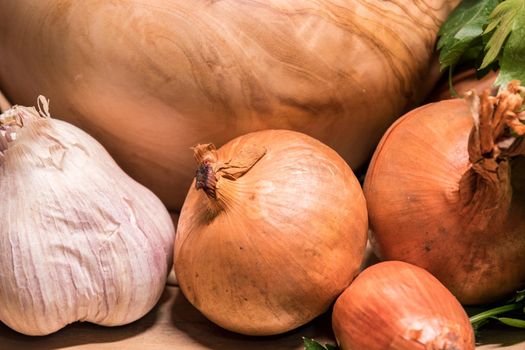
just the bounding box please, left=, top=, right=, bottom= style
left=0, top=284, right=523, bottom=350
left=1, top=215, right=522, bottom=349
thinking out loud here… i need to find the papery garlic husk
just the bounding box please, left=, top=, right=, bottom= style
left=0, top=99, right=174, bottom=336
left=332, top=261, right=475, bottom=350
left=364, top=82, right=525, bottom=304
left=175, top=130, right=368, bottom=336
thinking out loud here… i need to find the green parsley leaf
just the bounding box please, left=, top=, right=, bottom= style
left=303, top=337, right=339, bottom=350
left=438, top=0, right=525, bottom=90
left=469, top=289, right=525, bottom=332
left=438, top=0, right=499, bottom=70
left=491, top=317, right=525, bottom=328
left=481, top=0, right=524, bottom=69
left=492, top=1, right=525, bottom=85
left=514, top=290, right=525, bottom=303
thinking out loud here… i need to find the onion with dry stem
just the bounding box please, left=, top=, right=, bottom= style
left=0, top=0, right=459, bottom=210
left=333, top=261, right=475, bottom=350
left=174, top=130, right=367, bottom=335
left=364, top=82, right=525, bottom=304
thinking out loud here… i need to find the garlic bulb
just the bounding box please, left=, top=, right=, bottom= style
left=0, top=98, right=174, bottom=335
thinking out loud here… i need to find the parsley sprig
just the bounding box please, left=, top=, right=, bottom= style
left=470, top=290, right=525, bottom=331
left=302, top=337, right=339, bottom=350
left=438, top=0, right=525, bottom=87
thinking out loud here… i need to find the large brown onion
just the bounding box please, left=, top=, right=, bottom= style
left=333, top=261, right=475, bottom=350
left=0, top=0, right=459, bottom=210
left=175, top=130, right=367, bottom=335
left=364, top=82, right=525, bottom=304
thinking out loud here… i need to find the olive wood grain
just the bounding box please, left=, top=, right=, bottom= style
left=0, top=0, right=460, bottom=210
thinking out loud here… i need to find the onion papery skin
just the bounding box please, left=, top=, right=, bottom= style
left=0, top=0, right=459, bottom=210
left=364, top=98, right=525, bottom=305
left=332, top=261, right=475, bottom=350
left=174, top=130, right=368, bottom=335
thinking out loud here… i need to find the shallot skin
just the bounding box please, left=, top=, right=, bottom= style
left=364, top=99, right=525, bottom=304
left=332, top=261, right=475, bottom=350
left=175, top=130, right=368, bottom=336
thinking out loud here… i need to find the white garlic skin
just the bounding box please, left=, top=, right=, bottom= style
left=0, top=106, right=174, bottom=335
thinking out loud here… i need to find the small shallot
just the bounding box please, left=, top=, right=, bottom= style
left=332, top=261, right=475, bottom=350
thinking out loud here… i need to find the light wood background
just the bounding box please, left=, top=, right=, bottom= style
left=0, top=285, right=523, bottom=350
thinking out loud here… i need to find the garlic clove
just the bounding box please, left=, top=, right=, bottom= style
left=0, top=102, right=175, bottom=335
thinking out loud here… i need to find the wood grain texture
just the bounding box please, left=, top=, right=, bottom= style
left=0, top=89, right=10, bottom=113
left=0, top=286, right=522, bottom=349
left=0, top=0, right=460, bottom=210
left=167, top=212, right=179, bottom=286
left=0, top=106, right=175, bottom=335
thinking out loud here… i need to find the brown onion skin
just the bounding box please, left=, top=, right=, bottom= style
left=0, top=0, right=459, bottom=210
left=175, top=130, right=367, bottom=335
left=333, top=261, right=475, bottom=350
left=364, top=98, right=525, bottom=304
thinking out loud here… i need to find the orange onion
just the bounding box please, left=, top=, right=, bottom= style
left=0, top=0, right=459, bottom=211
left=333, top=261, right=475, bottom=350
left=364, top=82, right=525, bottom=304
left=174, top=130, right=367, bottom=335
